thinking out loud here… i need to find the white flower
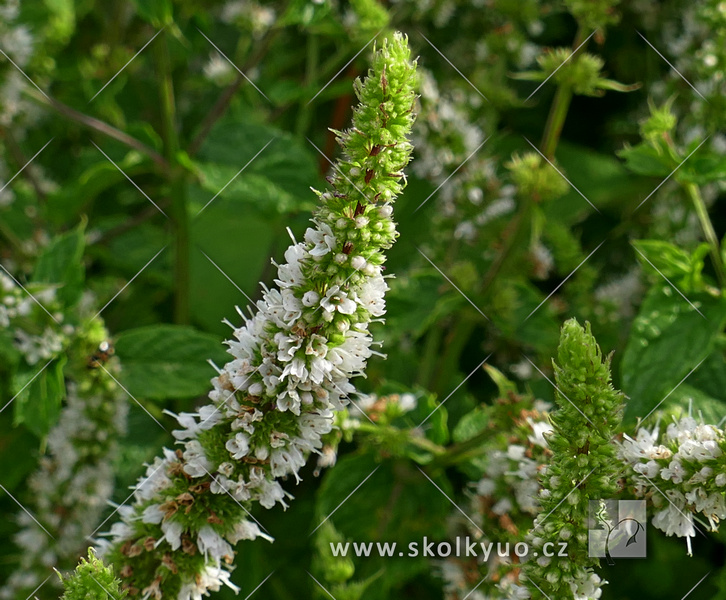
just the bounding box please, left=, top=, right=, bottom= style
left=225, top=432, right=251, bottom=459
left=270, top=445, right=306, bottom=480
left=305, top=222, right=337, bottom=257
left=160, top=519, right=183, bottom=551
left=652, top=490, right=696, bottom=555
left=302, top=290, right=320, bottom=306
left=178, top=565, right=240, bottom=600
left=226, top=519, right=274, bottom=544
left=256, top=478, right=287, bottom=509
left=197, top=525, right=233, bottom=561
left=142, top=504, right=165, bottom=524
left=355, top=274, right=388, bottom=317
left=320, top=285, right=357, bottom=315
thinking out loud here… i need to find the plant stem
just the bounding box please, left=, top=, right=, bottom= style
left=418, top=325, right=445, bottom=390
left=434, top=30, right=588, bottom=390
left=155, top=31, right=190, bottom=324
left=355, top=423, right=446, bottom=456
left=430, top=427, right=493, bottom=468
left=540, top=85, right=573, bottom=160
left=27, top=90, right=169, bottom=171
left=539, top=25, right=588, bottom=159
left=685, top=182, right=726, bottom=289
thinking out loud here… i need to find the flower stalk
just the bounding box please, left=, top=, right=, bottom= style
left=97, top=32, right=417, bottom=599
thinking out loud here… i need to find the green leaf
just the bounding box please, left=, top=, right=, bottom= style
left=678, top=153, right=726, bottom=185
left=196, top=166, right=310, bottom=216
left=47, top=150, right=148, bottom=223
left=618, top=143, right=673, bottom=178
left=452, top=405, right=489, bottom=444
left=43, top=0, right=75, bottom=42
left=13, top=357, right=67, bottom=438
left=32, top=221, right=86, bottom=308
left=621, top=285, right=726, bottom=423
left=315, top=452, right=451, bottom=597
left=656, top=384, right=726, bottom=425
left=688, top=346, right=726, bottom=401
left=399, top=393, right=448, bottom=447
left=194, top=115, right=319, bottom=215
left=632, top=239, right=708, bottom=292
left=114, top=325, right=230, bottom=400
left=316, top=453, right=451, bottom=543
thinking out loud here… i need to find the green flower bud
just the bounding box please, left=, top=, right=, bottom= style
left=506, top=151, right=569, bottom=202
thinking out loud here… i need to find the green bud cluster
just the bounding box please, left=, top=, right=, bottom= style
left=59, top=548, right=127, bottom=600
left=523, top=319, right=624, bottom=600
left=564, top=0, right=622, bottom=31
left=506, top=151, right=569, bottom=202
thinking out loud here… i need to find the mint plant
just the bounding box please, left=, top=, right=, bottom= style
left=2, top=2, right=726, bottom=600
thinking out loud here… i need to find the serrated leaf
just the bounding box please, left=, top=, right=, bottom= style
left=632, top=239, right=708, bottom=292
left=13, top=357, right=67, bottom=438
left=452, top=406, right=489, bottom=444
left=618, top=143, right=673, bottom=178
left=678, top=153, right=726, bottom=185
left=621, top=285, right=726, bottom=423
left=195, top=115, right=319, bottom=206
left=32, top=221, right=86, bottom=308
left=114, top=325, right=230, bottom=400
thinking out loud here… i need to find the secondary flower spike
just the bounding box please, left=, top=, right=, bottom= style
left=98, top=32, right=417, bottom=599
left=520, top=319, right=624, bottom=600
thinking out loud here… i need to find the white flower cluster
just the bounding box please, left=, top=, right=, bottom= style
left=0, top=0, right=47, bottom=211
left=0, top=272, right=73, bottom=365
left=99, top=214, right=392, bottom=582
left=438, top=402, right=552, bottom=600
left=0, top=0, right=33, bottom=127
left=0, top=380, right=127, bottom=600
left=221, top=0, right=276, bottom=35
left=96, top=218, right=395, bottom=598
left=620, top=414, right=726, bottom=556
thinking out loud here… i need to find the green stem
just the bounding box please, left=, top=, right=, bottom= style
left=155, top=31, right=190, bottom=324
left=430, top=427, right=493, bottom=468
left=539, top=85, right=573, bottom=160
left=417, top=325, right=445, bottom=390
left=355, top=423, right=446, bottom=456
left=685, top=182, right=726, bottom=289
left=539, top=25, right=588, bottom=159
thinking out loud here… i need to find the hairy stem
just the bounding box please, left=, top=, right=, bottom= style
left=685, top=182, right=726, bottom=289
left=155, top=31, right=190, bottom=324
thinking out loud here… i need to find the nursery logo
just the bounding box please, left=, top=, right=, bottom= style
left=588, top=500, right=646, bottom=562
